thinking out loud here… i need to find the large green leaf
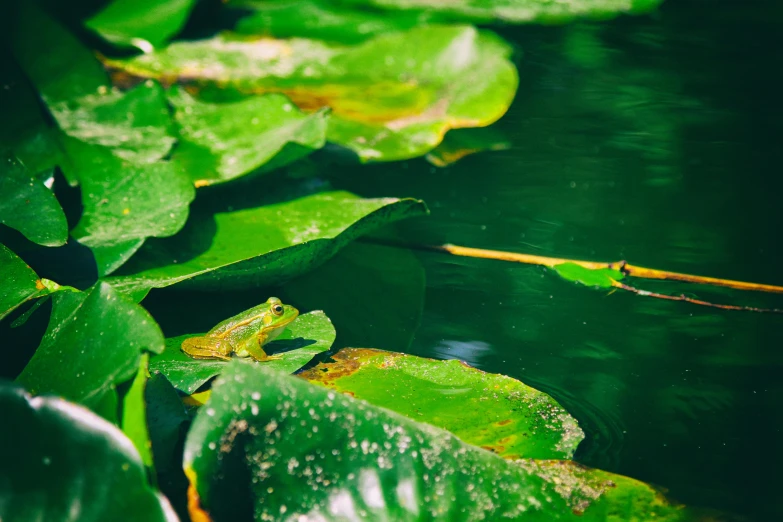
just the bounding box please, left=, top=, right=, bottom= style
left=153, top=310, right=335, bottom=394
left=52, top=82, right=176, bottom=167
left=16, top=283, right=165, bottom=422
left=168, top=87, right=327, bottom=186
left=300, top=348, right=584, bottom=459
left=232, top=0, right=434, bottom=43
left=184, top=361, right=713, bottom=521
left=0, top=156, right=67, bottom=247
left=105, top=179, right=427, bottom=299
left=59, top=137, right=195, bottom=275
left=0, top=384, right=176, bottom=522
left=106, top=25, right=518, bottom=161
left=283, top=240, right=425, bottom=351
left=0, top=244, right=55, bottom=321
left=86, top=0, right=197, bottom=51
left=145, top=372, right=189, bottom=473
left=332, top=0, right=664, bottom=24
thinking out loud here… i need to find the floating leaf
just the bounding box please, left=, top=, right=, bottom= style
left=152, top=310, right=335, bottom=394
left=232, top=0, right=433, bottom=43
left=332, top=0, right=665, bottom=24
left=0, top=244, right=55, bottom=321
left=60, top=137, right=195, bottom=276
left=86, top=0, right=197, bottom=51
left=283, top=240, right=425, bottom=350
left=300, top=348, right=583, bottom=459
left=16, top=282, right=165, bottom=422
left=185, top=361, right=712, bottom=521
left=0, top=156, right=67, bottom=247
left=105, top=180, right=427, bottom=299
left=106, top=25, right=518, bottom=161
left=52, top=82, right=176, bottom=167
left=168, top=87, right=327, bottom=186
left=121, top=354, right=154, bottom=470
left=0, top=384, right=176, bottom=522
left=553, top=262, right=624, bottom=289
left=425, top=126, right=511, bottom=167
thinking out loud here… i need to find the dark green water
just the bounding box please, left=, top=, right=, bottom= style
left=324, top=2, right=783, bottom=520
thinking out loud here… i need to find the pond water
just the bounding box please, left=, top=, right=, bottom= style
left=326, top=2, right=783, bottom=520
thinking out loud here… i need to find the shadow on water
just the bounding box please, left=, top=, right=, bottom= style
left=325, top=1, right=783, bottom=520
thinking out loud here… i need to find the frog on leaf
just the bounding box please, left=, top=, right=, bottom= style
left=181, top=297, right=298, bottom=362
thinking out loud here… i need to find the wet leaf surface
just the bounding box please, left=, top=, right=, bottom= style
left=105, top=180, right=427, bottom=299
left=0, top=244, right=54, bottom=321
left=121, top=354, right=154, bottom=470
left=184, top=361, right=713, bottom=521
left=106, top=25, right=518, bottom=161
left=152, top=310, right=335, bottom=394
left=0, top=384, right=177, bottom=522
left=168, top=86, right=327, bottom=186
left=300, top=348, right=583, bottom=459
left=86, top=0, right=197, bottom=50
left=16, top=283, right=165, bottom=422
left=553, top=262, right=624, bottom=289
left=332, top=0, right=664, bottom=24
left=0, top=156, right=67, bottom=247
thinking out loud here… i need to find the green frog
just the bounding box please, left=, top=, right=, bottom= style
left=181, top=297, right=298, bottom=362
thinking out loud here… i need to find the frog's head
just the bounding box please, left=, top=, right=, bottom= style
left=261, top=297, right=299, bottom=338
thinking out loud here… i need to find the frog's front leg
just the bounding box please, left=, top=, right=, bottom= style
left=181, top=336, right=233, bottom=360
left=245, top=333, right=282, bottom=362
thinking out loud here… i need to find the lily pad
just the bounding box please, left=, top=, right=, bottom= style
left=0, top=244, right=57, bottom=321
left=152, top=310, right=335, bottom=394
left=0, top=384, right=176, bottom=522
left=332, top=0, right=665, bottom=24
left=184, top=361, right=712, bottom=521
left=232, top=0, right=434, bottom=43
left=16, top=282, right=165, bottom=422
left=105, top=180, right=427, bottom=300
left=553, top=262, right=624, bottom=289
left=106, top=25, right=518, bottom=161
left=300, top=348, right=583, bottom=459
left=86, top=0, right=197, bottom=51
left=60, top=137, right=195, bottom=276
left=168, top=86, right=328, bottom=186
left=0, top=156, right=67, bottom=247
left=283, top=240, right=425, bottom=351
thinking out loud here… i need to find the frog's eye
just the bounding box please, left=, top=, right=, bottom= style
left=272, top=304, right=284, bottom=315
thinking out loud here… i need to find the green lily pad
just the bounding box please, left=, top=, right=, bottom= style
left=121, top=354, right=154, bottom=470
left=52, top=82, right=176, bottom=167
left=86, top=0, right=197, bottom=51
left=105, top=179, right=427, bottom=300
left=0, top=244, right=58, bottom=321
left=553, top=262, right=624, bottom=289
left=153, top=310, right=335, bottom=394
left=0, top=384, right=175, bottom=522
left=16, top=282, right=165, bottom=422
left=106, top=25, right=518, bottom=161
left=300, top=348, right=583, bottom=459
left=232, top=0, right=434, bottom=43
left=184, top=361, right=713, bottom=521
left=0, top=156, right=67, bottom=247
left=283, top=240, right=425, bottom=351
left=168, top=86, right=328, bottom=186
left=60, top=137, right=195, bottom=276
left=332, top=0, right=664, bottom=24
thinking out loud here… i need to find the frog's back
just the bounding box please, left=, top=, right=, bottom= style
left=208, top=303, right=269, bottom=336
